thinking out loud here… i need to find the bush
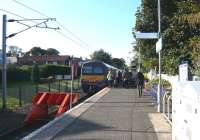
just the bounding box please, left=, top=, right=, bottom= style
left=194, top=65, right=200, bottom=77
left=143, top=73, right=149, bottom=81
left=146, top=77, right=171, bottom=89
left=39, top=64, right=71, bottom=78
left=0, top=65, right=31, bottom=83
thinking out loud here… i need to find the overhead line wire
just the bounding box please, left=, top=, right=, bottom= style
left=0, top=8, right=28, bottom=19
left=12, top=0, right=94, bottom=52
left=1, top=5, right=90, bottom=53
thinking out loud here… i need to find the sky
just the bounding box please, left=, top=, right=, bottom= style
left=0, top=0, right=140, bottom=64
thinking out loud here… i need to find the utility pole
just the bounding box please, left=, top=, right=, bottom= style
left=2, top=15, right=7, bottom=110
left=157, top=0, right=162, bottom=112
left=1, top=15, right=59, bottom=110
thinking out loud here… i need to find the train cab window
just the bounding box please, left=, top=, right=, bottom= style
left=82, top=66, right=92, bottom=74
left=93, top=67, right=104, bottom=74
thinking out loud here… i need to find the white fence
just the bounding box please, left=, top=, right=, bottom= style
left=172, top=81, right=200, bottom=140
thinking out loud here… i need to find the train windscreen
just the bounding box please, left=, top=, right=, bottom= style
left=82, top=63, right=105, bottom=75
left=82, top=66, right=92, bottom=74
left=93, top=66, right=104, bottom=74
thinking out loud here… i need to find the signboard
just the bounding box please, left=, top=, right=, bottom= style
left=64, top=75, right=71, bottom=80
left=179, top=62, right=188, bottom=81
left=156, top=38, right=162, bottom=53
left=135, top=32, right=158, bottom=39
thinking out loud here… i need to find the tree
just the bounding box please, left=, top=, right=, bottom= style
left=133, top=0, right=200, bottom=75
left=31, top=63, right=40, bottom=83
left=162, top=0, right=200, bottom=74
left=7, top=46, right=22, bottom=57
left=25, top=47, right=47, bottom=56
left=90, top=49, right=112, bottom=64
left=111, top=58, right=125, bottom=69
left=46, top=48, right=59, bottom=55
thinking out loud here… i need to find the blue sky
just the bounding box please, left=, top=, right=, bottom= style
left=0, top=0, right=140, bottom=63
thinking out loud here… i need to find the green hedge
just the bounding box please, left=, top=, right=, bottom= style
left=39, top=64, right=71, bottom=77
left=146, top=78, right=171, bottom=89
left=0, top=65, right=31, bottom=83
left=0, top=64, right=80, bottom=83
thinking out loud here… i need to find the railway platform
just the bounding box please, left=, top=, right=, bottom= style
left=22, top=88, right=171, bottom=140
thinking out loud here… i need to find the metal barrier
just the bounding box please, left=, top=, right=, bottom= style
left=145, top=84, right=172, bottom=125
left=162, top=91, right=172, bottom=125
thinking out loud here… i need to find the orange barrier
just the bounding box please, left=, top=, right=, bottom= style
left=24, top=92, right=80, bottom=124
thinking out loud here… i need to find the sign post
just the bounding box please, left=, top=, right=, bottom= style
left=136, top=32, right=159, bottom=72
left=135, top=0, right=162, bottom=113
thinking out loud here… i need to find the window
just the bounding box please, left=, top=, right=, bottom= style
left=82, top=66, right=92, bottom=74
left=93, top=67, right=103, bottom=74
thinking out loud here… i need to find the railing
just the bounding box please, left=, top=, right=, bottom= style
left=145, top=84, right=172, bottom=124
left=162, top=91, right=172, bottom=125
left=0, top=79, right=81, bottom=110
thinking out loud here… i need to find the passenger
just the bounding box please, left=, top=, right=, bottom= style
left=136, top=71, right=144, bottom=97
left=123, top=69, right=129, bottom=88
left=113, top=70, right=118, bottom=88
left=128, top=71, right=133, bottom=88
left=117, top=70, right=122, bottom=87
left=107, top=70, right=113, bottom=87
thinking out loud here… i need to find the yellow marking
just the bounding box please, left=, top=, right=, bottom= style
left=81, top=75, right=105, bottom=82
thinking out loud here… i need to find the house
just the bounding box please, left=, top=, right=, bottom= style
left=18, top=55, right=71, bottom=65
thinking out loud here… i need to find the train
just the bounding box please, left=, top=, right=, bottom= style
left=81, top=61, right=119, bottom=93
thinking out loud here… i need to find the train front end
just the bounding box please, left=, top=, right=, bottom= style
left=81, top=62, right=108, bottom=93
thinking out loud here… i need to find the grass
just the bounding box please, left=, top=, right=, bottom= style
left=0, top=79, right=81, bottom=110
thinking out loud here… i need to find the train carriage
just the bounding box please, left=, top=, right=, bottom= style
left=81, top=61, right=118, bottom=93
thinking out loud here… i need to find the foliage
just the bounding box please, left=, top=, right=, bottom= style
left=111, top=58, right=126, bottom=69
left=133, top=0, right=200, bottom=75
left=0, top=65, right=31, bottom=83
left=194, top=65, right=200, bottom=77
left=143, top=73, right=149, bottom=81
left=146, top=77, right=171, bottom=89
left=46, top=48, right=60, bottom=55
left=90, top=49, right=112, bottom=64
left=39, top=64, right=71, bottom=77
left=188, top=36, right=200, bottom=74
left=25, top=47, right=60, bottom=56
left=7, top=46, right=22, bottom=57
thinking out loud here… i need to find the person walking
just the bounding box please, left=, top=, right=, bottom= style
left=117, top=70, right=122, bottom=87
left=136, top=71, right=144, bottom=97
left=122, top=69, right=129, bottom=88
left=107, top=70, right=113, bottom=87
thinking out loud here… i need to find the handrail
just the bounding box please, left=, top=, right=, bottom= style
left=167, top=95, right=172, bottom=119
left=162, top=91, right=172, bottom=125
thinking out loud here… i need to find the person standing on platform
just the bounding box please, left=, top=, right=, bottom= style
left=123, top=69, right=129, bottom=88
left=107, top=70, right=113, bottom=87
left=117, top=70, right=122, bottom=87
left=136, top=71, right=144, bottom=97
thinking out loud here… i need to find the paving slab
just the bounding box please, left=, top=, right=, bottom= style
left=22, top=88, right=171, bottom=140
left=53, top=88, right=171, bottom=140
